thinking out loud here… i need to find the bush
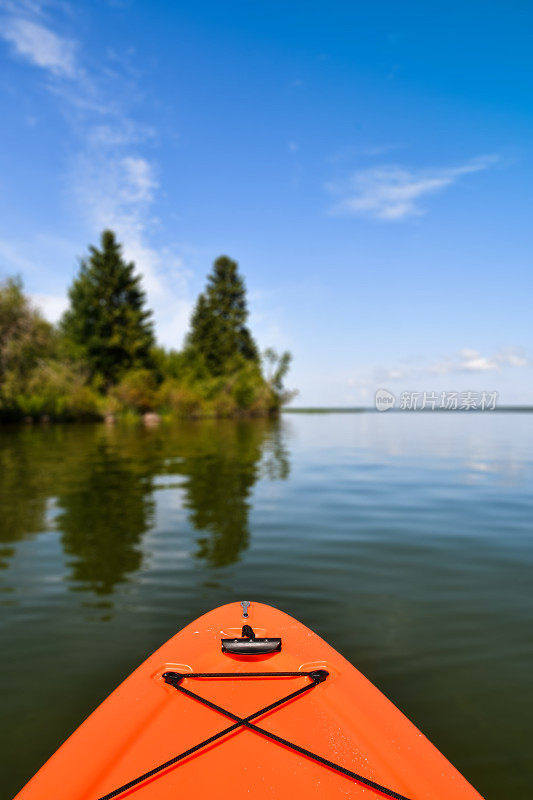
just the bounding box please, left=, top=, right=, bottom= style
left=13, top=362, right=101, bottom=420
left=233, top=375, right=256, bottom=408
left=210, top=393, right=237, bottom=417
left=155, top=380, right=203, bottom=417
left=111, top=369, right=157, bottom=413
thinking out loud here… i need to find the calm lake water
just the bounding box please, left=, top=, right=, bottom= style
left=1, top=412, right=532, bottom=798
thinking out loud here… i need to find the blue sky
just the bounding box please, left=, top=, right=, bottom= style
left=1, top=0, right=532, bottom=405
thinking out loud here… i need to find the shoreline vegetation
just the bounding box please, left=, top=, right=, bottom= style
left=0, top=230, right=294, bottom=423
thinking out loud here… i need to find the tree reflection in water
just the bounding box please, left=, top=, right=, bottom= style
left=0, top=426, right=66, bottom=568
left=177, top=419, right=289, bottom=567
left=0, top=418, right=290, bottom=591
left=57, top=436, right=156, bottom=595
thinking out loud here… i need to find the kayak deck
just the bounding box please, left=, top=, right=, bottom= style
left=15, top=602, right=483, bottom=799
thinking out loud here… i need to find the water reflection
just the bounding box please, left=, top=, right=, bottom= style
left=177, top=420, right=276, bottom=566
left=0, top=418, right=290, bottom=590
left=0, top=427, right=62, bottom=568
left=1, top=413, right=532, bottom=800
left=260, top=420, right=291, bottom=481
left=57, top=437, right=155, bottom=595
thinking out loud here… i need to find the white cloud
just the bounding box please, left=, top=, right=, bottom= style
left=120, top=157, right=158, bottom=204
left=88, top=121, right=156, bottom=148
left=77, top=155, right=157, bottom=231
left=1, top=17, right=77, bottom=78
left=373, top=348, right=530, bottom=382
left=75, top=154, right=160, bottom=292
left=1, top=2, right=193, bottom=349
left=456, top=349, right=498, bottom=372
left=329, top=156, right=497, bottom=220
left=74, top=151, right=192, bottom=347
left=31, top=291, right=68, bottom=322
left=432, top=348, right=529, bottom=374
left=500, top=350, right=528, bottom=368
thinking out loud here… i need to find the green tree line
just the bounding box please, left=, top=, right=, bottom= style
left=0, top=230, right=293, bottom=421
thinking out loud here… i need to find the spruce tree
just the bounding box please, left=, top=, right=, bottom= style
left=187, top=256, right=258, bottom=375
left=62, top=230, right=154, bottom=386
left=187, top=292, right=213, bottom=359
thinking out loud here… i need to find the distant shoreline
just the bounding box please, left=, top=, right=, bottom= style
left=284, top=406, right=533, bottom=414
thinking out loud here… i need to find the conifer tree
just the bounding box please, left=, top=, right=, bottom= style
left=61, top=230, right=154, bottom=386
left=187, top=256, right=258, bottom=375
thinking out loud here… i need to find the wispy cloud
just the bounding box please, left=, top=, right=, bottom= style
left=329, top=156, right=497, bottom=220
left=77, top=154, right=165, bottom=290
left=73, top=141, right=192, bottom=346
left=1, top=16, right=77, bottom=77
left=374, top=348, right=530, bottom=382
left=0, top=1, right=192, bottom=348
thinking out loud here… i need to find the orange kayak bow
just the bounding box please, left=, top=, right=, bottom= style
left=15, top=602, right=484, bottom=799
